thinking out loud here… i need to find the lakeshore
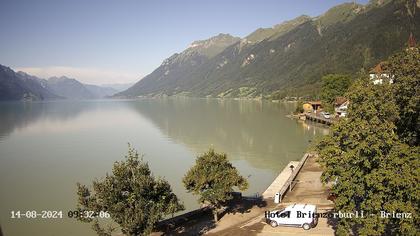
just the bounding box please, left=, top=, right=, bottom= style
left=154, top=153, right=334, bottom=235
left=208, top=153, right=335, bottom=236
left=0, top=99, right=328, bottom=236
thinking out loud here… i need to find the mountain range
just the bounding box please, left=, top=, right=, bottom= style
left=117, top=0, right=419, bottom=99
left=0, top=65, right=126, bottom=101
left=0, top=65, right=60, bottom=101
left=1, top=0, right=418, bottom=101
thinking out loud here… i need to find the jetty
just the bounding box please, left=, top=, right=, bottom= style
left=305, top=113, right=335, bottom=125
left=262, top=153, right=311, bottom=201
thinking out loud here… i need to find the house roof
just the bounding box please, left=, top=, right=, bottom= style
left=307, top=101, right=322, bottom=105
left=408, top=32, right=416, bottom=48
left=335, top=97, right=347, bottom=106
left=369, top=62, right=388, bottom=74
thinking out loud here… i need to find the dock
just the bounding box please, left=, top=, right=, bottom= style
left=305, top=113, right=335, bottom=125
left=262, top=153, right=311, bottom=200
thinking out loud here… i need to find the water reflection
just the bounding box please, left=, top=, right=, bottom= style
left=0, top=101, right=100, bottom=141
left=299, top=119, right=330, bottom=136
left=0, top=98, right=329, bottom=236
left=0, top=99, right=329, bottom=171
left=126, top=98, right=328, bottom=170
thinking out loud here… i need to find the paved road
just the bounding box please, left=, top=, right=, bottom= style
left=240, top=215, right=334, bottom=236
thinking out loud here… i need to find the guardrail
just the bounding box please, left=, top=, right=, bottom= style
left=156, top=206, right=211, bottom=230
left=305, top=113, right=334, bottom=125
left=277, top=153, right=311, bottom=203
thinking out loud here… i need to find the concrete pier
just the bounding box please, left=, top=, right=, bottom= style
left=262, top=153, right=311, bottom=200
left=262, top=161, right=299, bottom=199
left=305, top=113, right=335, bottom=125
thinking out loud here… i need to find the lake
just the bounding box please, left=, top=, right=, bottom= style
left=0, top=98, right=328, bottom=235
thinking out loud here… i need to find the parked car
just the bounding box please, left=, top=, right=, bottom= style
left=266, top=204, right=318, bottom=230
left=321, top=111, right=330, bottom=119
left=339, top=112, right=347, bottom=118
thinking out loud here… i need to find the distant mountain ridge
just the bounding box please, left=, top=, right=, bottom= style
left=100, top=83, right=134, bottom=92
left=118, top=0, right=419, bottom=99
left=41, top=76, right=95, bottom=100
left=83, top=84, right=118, bottom=98
left=0, top=66, right=119, bottom=100
left=0, top=65, right=61, bottom=101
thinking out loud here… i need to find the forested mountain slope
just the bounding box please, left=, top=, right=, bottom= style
left=119, top=0, right=419, bottom=98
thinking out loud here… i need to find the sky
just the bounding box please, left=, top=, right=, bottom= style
left=0, top=0, right=368, bottom=85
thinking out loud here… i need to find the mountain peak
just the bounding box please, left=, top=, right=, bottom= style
left=189, top=33, right=239, bottom=49
left=48, top=76, right=76, bottom=82
left=245, top=15, right=312, bottom=43
left=316, top=2, right=364, bottom=28
left=173, top=33, right=240, bottom=59
left=16, top=71, right=28, bottom=76
left=273, top=15, right=311, bottom=29
left=0, top=64, right=14, bottom=74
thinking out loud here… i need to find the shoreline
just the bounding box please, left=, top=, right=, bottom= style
left=154, top=153, right=334, bottom=235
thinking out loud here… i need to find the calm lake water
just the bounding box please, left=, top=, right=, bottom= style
left=0, top=98, right=328, bottom=236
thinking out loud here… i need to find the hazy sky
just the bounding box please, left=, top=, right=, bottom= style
left=0, top=0, right=368, bottom=85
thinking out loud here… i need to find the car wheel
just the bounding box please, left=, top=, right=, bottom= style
left=270, top=220, right=278, bottom=228
left=303, top=223, right=311, bottom=230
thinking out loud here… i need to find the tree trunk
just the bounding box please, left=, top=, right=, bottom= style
left=213, top=209, right=218, bottom=222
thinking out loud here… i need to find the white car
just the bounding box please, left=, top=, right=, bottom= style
left=321, top=112, right=330, bottom=119
left=266, top=204, right=318, bottom=230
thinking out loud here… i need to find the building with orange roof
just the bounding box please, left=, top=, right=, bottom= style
left=369, top=62, right=393, bottom=85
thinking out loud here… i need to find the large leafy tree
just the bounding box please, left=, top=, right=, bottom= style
left=183, top=149, right=248, bottom=222
left=316, top=48, right=420, bottom=235
left=76, top=145, right=184, bottom=236
left=386, top=47, right=420, bottom=146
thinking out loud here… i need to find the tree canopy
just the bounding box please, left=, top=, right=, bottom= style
left=316, top=47, right=420, bottom=235
left=76, top=145, right=184, bottom=236
left=183, top=148, right=248, bottom=222
left=386, top=47, right=420, bottom=146
left=320, top=74, right=352, bottom=111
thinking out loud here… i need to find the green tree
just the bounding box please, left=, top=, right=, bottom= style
left=76, top=145, right=184, bottom=236
left=294, top=100, right=304, bottom=114
left=385, top=47, right=420, bottom=146
left=320, top=74, right=352, bottom=111
left=316, top=75, right=419, bottom=235
left=183, top=148, right=249, bottom=222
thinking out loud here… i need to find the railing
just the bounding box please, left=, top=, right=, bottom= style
left=156, top=206, right=212, bottom=230
left=277, top=153, right=311, bottom=203
left=305, top=113, right=334, bottom=125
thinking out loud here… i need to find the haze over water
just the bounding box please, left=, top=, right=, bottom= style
left=0, top=98, right=328, bottom=235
